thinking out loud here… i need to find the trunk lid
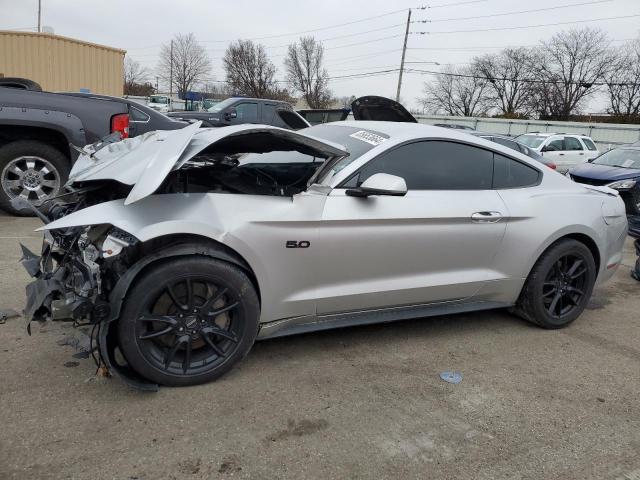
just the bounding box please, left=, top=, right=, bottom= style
left=350, top=96, right=417, bottom=123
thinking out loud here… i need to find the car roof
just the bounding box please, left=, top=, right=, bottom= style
left=326, top=121, right=542, bottom=162
left=520, top=132, right=592, bottom=138
left=331, top=120, right=478, bottom=138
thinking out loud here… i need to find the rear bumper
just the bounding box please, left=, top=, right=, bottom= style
left=597, top=219, right=628, bottom=285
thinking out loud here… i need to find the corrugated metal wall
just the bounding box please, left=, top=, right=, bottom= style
left=415, top=114, right=640, bottom=150
left=0, top=31, right=125, bottom=96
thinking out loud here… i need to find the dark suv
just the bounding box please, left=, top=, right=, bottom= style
left=168, top=97, right=310, bottom=130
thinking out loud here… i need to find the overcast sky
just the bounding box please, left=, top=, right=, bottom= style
left=2, top=0, right=640, bottom=111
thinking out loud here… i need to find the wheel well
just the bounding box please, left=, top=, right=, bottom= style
left=562, top=233, right=601, bottom=273
left=115, top=234, right=262, bottom=311
left=0, top=126, right=71, bottom=160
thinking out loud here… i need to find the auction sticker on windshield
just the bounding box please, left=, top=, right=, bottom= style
left=349, top=130, right=387, bottom=146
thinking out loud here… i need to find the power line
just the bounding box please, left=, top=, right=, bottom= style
left=417, top=0, right=613, bottom=23
left=405, top=68, right=638, bottom=86
left=413, top=13, right=640, bottom=35
left=325, top=49, right=403, bottom=66
left=406, top=38, right=634, bottom=51
left=424, top=0, right=488, bottom=8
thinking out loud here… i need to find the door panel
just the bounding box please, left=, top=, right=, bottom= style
left=315, top=189, right=508, bottom=314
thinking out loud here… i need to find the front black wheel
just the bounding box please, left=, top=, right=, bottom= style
left=515, top=239, right=596, bottom=329
left=117, top=256, right=260, bottom=386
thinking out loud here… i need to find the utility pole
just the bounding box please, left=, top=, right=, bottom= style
left=37, top=0, right=42, bottom=33
left=155, top=76, right=159, bottom=93
left=396, top=8, right=411, bottom=102
left=169, top=39, right=174, bottom=97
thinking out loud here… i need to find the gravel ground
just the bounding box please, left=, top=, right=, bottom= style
left=1, top=211, right=639, bottom=480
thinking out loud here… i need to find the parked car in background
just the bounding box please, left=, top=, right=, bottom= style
left=168, top=97, right=310, bottom=130
left=515, top=133, right=599, bottom=173
left=24, top=121, right=626, bottom=389
left=434, top=123, right=475, bottom=131
left=0, top=84, right=187, bottom=215
left=297, top=108, right=350, bottom=125
left=470, top=132, right=557, bottom=170
left=568, top=144, right=640, bottom=214
left=147, top=94, right=172, bottom=113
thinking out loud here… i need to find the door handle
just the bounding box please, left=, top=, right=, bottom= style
left=579, top=152, right=584, bottom=155
left=559, top=153, right=565, bottom=156
left=471, top=211, right=503, bottom=223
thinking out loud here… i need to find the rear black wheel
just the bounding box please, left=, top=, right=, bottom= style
left=117, top=256, right=259, bottom=386
left=515, top=239, right=596, bottom=329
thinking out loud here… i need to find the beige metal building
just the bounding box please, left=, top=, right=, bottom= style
left=0, top=31, right=125, bottom=96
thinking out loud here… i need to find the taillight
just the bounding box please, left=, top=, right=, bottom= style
left=111, top=113, right=130, bottom=139
left=547, top=162, right=557, bottom=170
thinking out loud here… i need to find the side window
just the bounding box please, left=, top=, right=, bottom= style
left=493, top=153, right=540, bottom=189
left=565, top=137, right=583, bottom=150
left=278, top=110, right=309, bottom=130
left=582, top=138, right=598, bottom=151
left=262, top=103, right=277, bottom=124
left=346, top=141, right=493, bottom=190
left=545, top=138, right=564, bottom=151
left=234, top=102, right=258, bottom=122
left=130, top=107, right=150, bottom=122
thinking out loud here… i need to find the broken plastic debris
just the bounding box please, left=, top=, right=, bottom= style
left=0, top=308, right=20, bottom=324
left=439, top=371, right=463, bottom=384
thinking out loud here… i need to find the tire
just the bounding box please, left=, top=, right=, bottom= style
left=117, top=256, right=260, bottom=386
left=0, top=140, right=70, bottom=216
left=515, top=239, right=596, bottom=329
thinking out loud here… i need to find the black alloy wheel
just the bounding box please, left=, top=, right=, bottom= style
left=515, top=239, right=596, bottom=329
left=542, top=254, right=588, bottom=318
left=118, top=256, right=260, bottom=386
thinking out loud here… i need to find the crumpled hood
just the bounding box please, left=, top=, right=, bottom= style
left=67, top=122, right=348, bottom=205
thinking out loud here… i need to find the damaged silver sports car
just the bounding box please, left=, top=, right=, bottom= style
left=20, top=120, right=628, bottom=389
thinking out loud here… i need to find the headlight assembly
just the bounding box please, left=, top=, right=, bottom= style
left=606, top=179, right=637, bottom=190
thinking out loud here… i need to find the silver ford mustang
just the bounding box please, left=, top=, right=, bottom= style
left=20, top=120, right=627, bottom=389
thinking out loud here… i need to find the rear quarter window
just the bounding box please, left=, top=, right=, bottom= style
left=582, top=138, right=598, bottom=151
left=278, top=110, right=308, bottom=130
left=493, top=153, right=541, bottom=189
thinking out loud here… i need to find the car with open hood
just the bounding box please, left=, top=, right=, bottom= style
left=20, top=120, right=627, bottom=390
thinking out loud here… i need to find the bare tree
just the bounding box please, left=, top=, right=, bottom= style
left=473, top=48, right=536, bottom=117
left=605, top=39, right=640, bottom=117
left=533, top=28, right=613, bottom=119
left=123, top=57, right=150, bottom=95
left=338, top=95, right=357, bottom=108
left=223, top=40, right=280, bottom=98
left=419, top=65, right=490, bottom=116
left=284, top=36, right=332, bottom=108
left=157, top=33, right=212, bottom=98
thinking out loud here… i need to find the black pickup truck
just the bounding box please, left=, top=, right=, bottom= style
left=168, top=97, right=310, bottom=130
left=0, top=83, right=186, bottom=215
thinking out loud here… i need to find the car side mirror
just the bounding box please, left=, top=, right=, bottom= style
left=345, top=173, right=407, bottom=198
left=541, top=146, right=552, bottom=153
left=224, top=109, right=237, bottom=121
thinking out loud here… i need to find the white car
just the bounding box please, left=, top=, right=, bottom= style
left=516, top=133, right=600, bottom=173
left=19, top=121, right=627, bottom=389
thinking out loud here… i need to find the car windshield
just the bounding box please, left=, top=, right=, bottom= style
left=236, top=124, right=383, bottom=181
left=206, top=98, right=238, bottom=113
left=309, top=124, right=389, bottom=184
left=517, top=135, right=546, bottom=148
left=592, top=148, right=640, bottom=169
left=149, top=96, right=169, bottom=104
